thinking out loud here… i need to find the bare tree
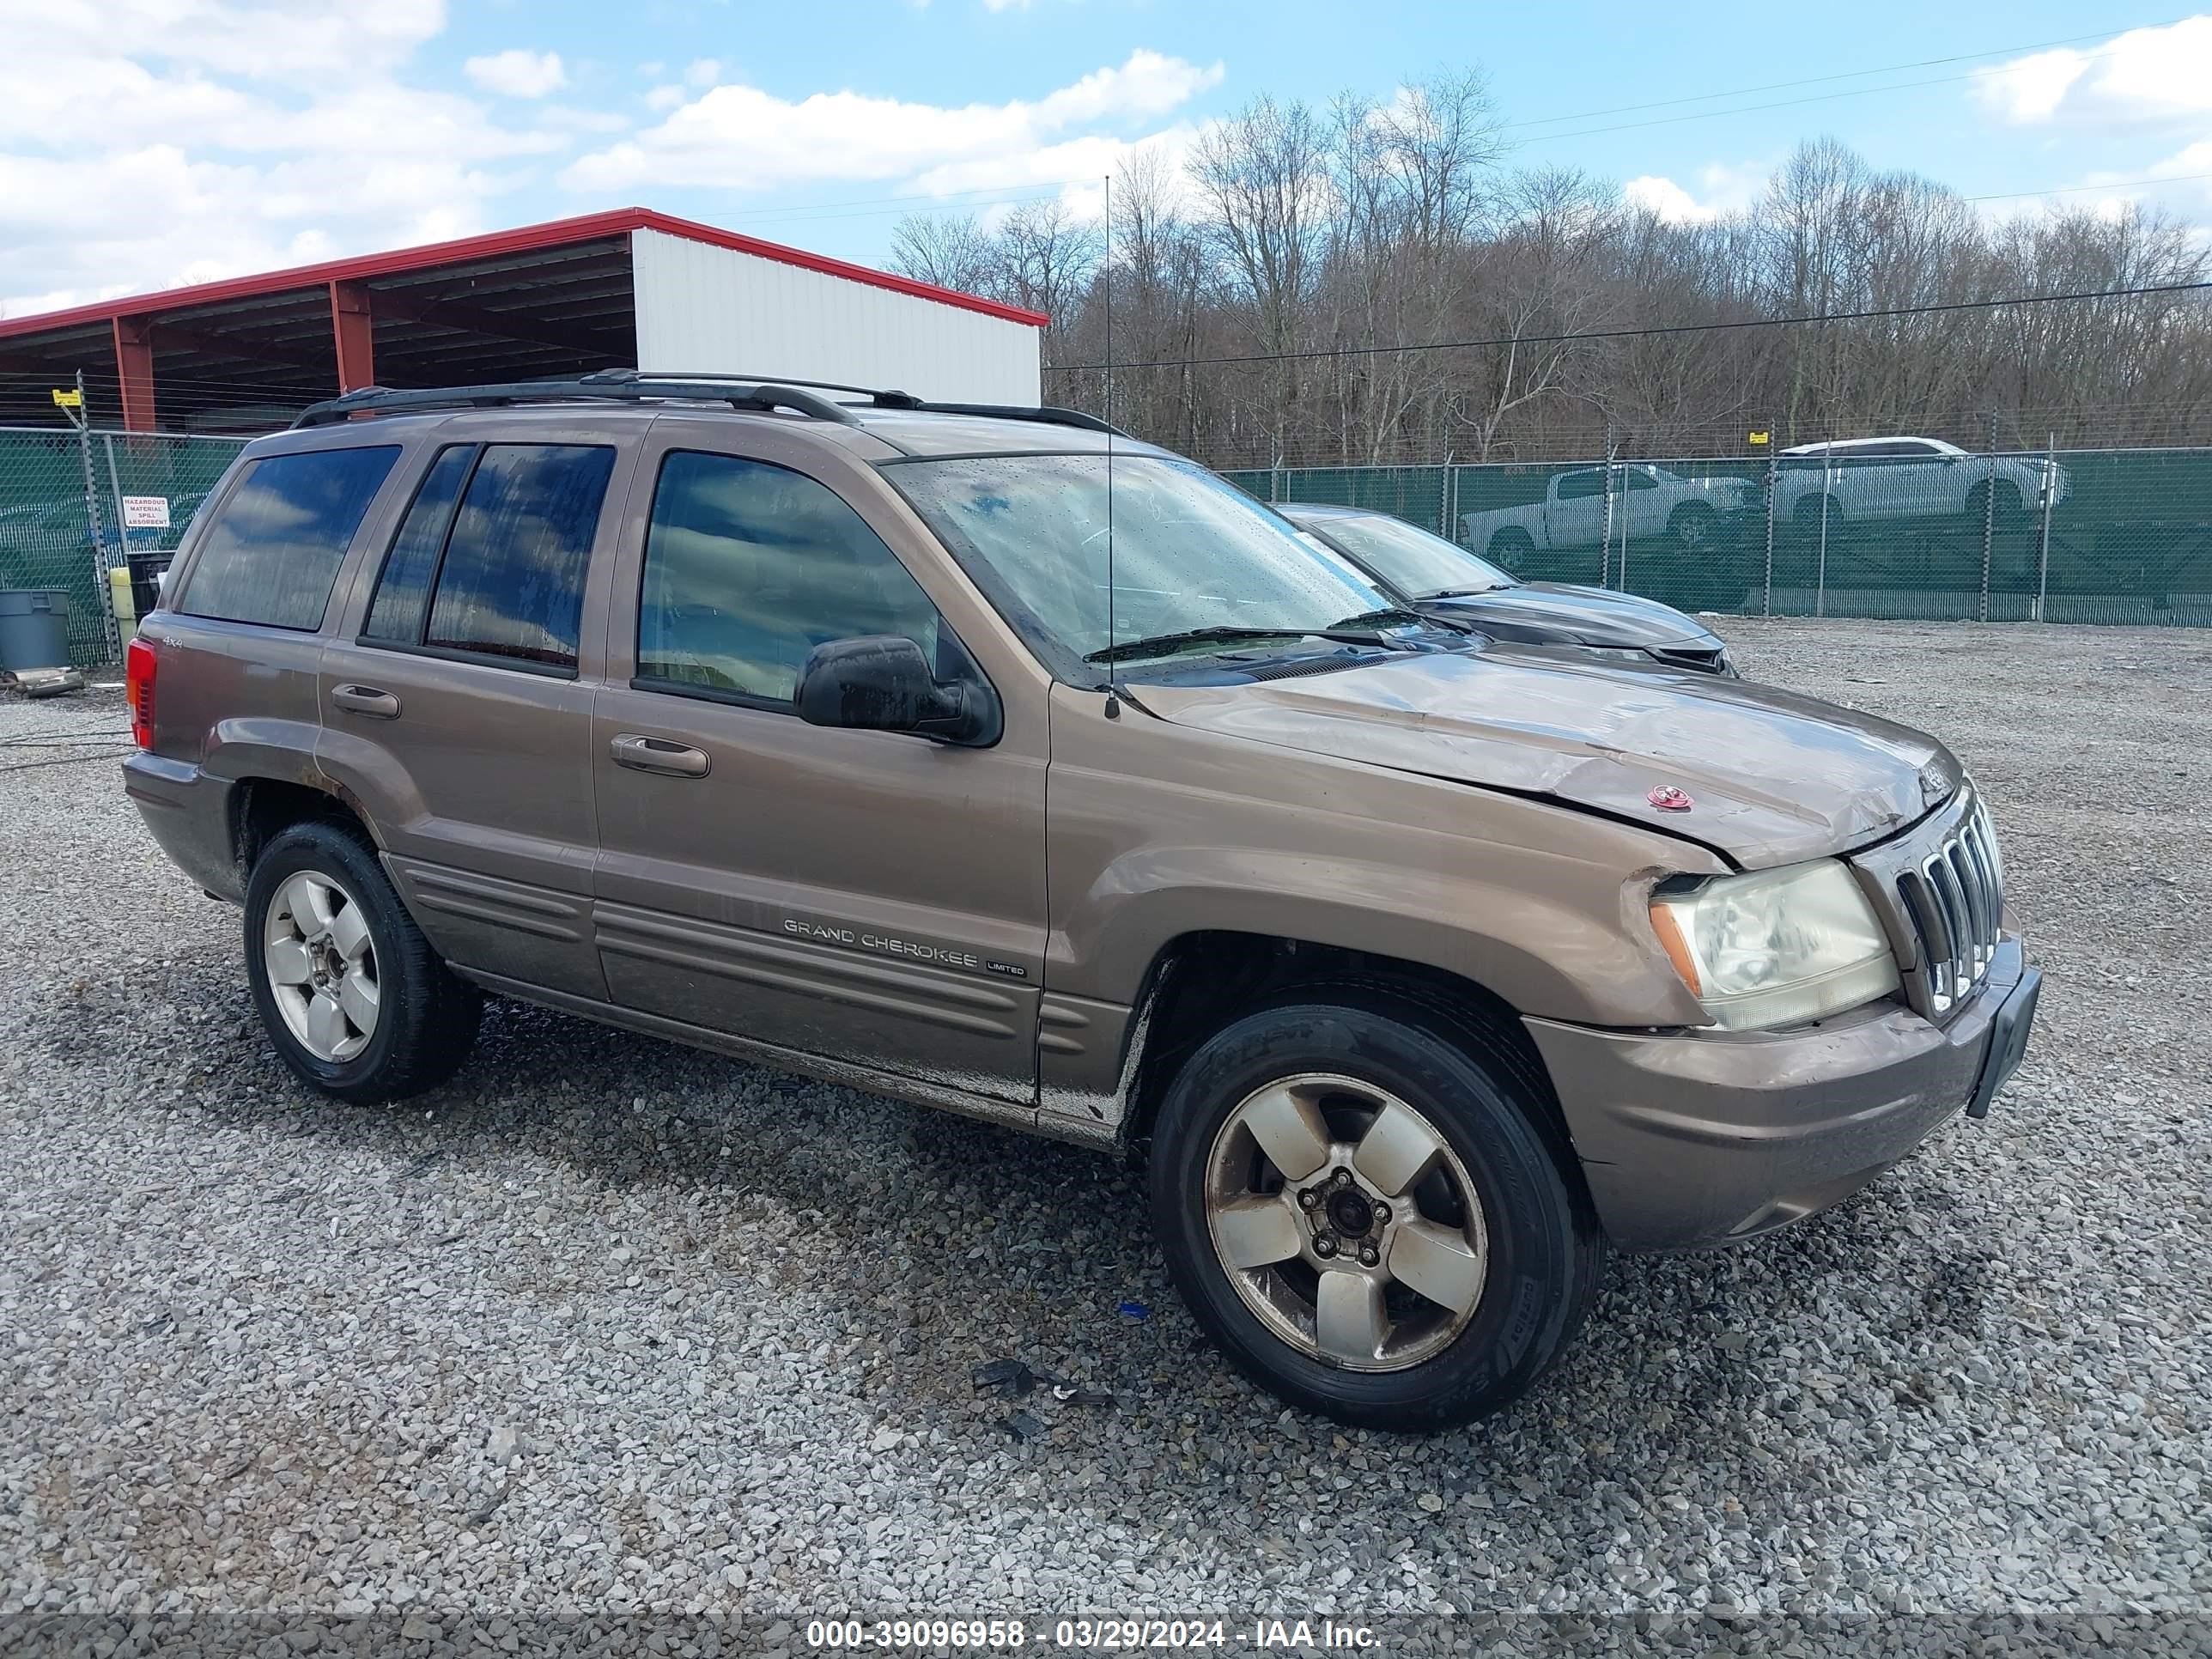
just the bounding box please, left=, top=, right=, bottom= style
left=887, top=212, right=1000, bottom=298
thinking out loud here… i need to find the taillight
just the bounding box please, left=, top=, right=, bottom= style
left=125, top=635, right=156, bottom=749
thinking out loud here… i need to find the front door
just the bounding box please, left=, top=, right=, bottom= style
left=318, top=428, right=635, bottom=1000
left=589, top=420, right=1048, bottom=1103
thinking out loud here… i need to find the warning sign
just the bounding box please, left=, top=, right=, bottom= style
left=121, top=495, right=172, bottom=530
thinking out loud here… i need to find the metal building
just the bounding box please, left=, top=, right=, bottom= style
left=0, top=208, right=1048, bottom=431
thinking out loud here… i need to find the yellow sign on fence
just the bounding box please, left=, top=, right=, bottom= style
left=1748, top=429, right=1771, bottom=446
left=51, top=387, right=82, bottom=409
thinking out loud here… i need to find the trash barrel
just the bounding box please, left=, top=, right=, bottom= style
left=0, top=589, right=72, bottom=672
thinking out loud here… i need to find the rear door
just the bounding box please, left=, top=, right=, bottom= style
left=317, top=422, right=638, bottom=999
left=589, top=417, right=1048, bottom=1103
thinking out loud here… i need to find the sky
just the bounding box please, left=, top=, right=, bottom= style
left=3, top=0, right=2209, bottom=319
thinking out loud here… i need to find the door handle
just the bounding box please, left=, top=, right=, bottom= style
left=331, top=684, right=400, bottom=719
left=611, top=732, right=710, bottom=777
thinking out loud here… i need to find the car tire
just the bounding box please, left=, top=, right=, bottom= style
left=1486, top=528, right=1534, bottom=571
left=1148, top=988, right=1605, bottom=1431
left=1793, top=493, right=1840, bottom=533
left=243, top=820, right=482, bottom=1104
left=1966, top=478, right=2025, bottom=526
left=1668, top=502, right=1718, bottom=551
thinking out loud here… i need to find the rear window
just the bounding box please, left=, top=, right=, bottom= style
left=360, top=442, right=615, bottom=674
left=181, top=447, right=399, bottom=629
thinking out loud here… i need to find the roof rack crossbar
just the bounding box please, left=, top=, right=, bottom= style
left=906, top=401, right=1128, bottom=437
left=584, top=368, right=921, bottom=407
left=291, top=379, right=863, bottom=429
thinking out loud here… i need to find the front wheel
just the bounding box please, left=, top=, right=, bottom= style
left=1148, top=992, right=1604, bottom=1431
left=244, top=820, right=482, bottom=1103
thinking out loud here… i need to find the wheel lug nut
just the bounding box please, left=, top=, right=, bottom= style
left=1372, top=1204, right=1391, bottom=1226
left=1332, top=1167, right=1352, bottom=1188
left=1297, top=1188, right=1321, bottom=1210
left=1312, top=1233, right=1339, bottom=1258
left=1358, top=1244, right=1379, bottom=1267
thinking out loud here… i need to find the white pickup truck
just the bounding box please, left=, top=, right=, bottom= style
left=1460, top=464, right=1758, bottom=568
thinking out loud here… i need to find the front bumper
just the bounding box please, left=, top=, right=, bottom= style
left=1524, top=938, right=2038, bottom=1252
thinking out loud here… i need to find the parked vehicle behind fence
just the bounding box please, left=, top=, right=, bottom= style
left=1456, top=462, right=1758, bottom=567
left=1771, top=436, right=2069, bottom=532
left=122, top=373, right=2040, bottom=1431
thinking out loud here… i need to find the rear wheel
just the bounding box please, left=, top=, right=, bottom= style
left=1486, top=528, right=1535, bottom=570
left=1794, top=493, right=1840, bottom=533
left=1149, top=991, right=1604, bottom=1431
left=244, top=821, right=481, bottom=1103
left=1966, top=477, right=2026, bottom=526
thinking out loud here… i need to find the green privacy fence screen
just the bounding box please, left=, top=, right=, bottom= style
left=0, top=426, right=247, bottom=665
left=1226, top=447, right=2212, bottom=627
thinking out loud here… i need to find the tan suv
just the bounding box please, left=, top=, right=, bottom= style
left=122, top=374, right=2040, bottom=1430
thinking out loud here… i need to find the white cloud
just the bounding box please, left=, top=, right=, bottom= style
left=982, top=0, right=1035, bottom=10
left=1623, top=161, right=1767, bottom=225
left=563, top=49, right=1224, bottom=196
left=0, top=1, right=570, bottom=314
left=684, top=58, right=723, bottom=88
left=465, top=49, right=568, bottom=100
left=1975, top=16, right=2212, bottom=125
left=644, top=84, right=687, bottom=112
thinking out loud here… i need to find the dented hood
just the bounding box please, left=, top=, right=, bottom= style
left=1133, top=647, right=1957, bottom=866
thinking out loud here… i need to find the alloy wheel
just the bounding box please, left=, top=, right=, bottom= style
left=1203, top=1072, right=1490, bottom=1372
left=263, top=871, right=380, bottom=1062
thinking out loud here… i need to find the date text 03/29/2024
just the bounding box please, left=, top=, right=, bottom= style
left=802, top=1619, right=1381, bottom=1650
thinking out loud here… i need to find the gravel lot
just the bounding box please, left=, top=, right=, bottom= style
left=3, top=622, right=2207, bottom=1650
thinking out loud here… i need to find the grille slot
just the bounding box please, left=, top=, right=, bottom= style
left=1893, top=799, right=2004, bottom=1018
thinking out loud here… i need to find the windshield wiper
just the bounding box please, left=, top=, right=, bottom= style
left=1083, top=625, right=1397, bottom=665
left=1325, top=605, right=1434, bottom=629
left=1419, top=586, right=1509, bottom=600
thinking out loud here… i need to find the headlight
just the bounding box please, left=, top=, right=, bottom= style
left=1649, top=860, right=1899, bottom=1030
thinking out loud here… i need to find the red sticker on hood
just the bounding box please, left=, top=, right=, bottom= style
left=1648, top=785, right=1694, bottom=812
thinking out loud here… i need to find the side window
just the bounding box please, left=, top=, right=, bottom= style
left=362, top=443, right=615, bottom=673
left=1625, top=469, right=1660, bottom=491
left=637, top=450, right=942, bottom=708
left=1553, top=470, right=1603, bottom=501
left=181, top=447, right=398, bottom=630
left=364, top=444, right=475, bottom=644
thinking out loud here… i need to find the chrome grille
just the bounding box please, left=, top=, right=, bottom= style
left=1893, top=798, right=2005, bottom=1017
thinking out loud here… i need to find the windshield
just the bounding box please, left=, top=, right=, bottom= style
left=1302, top=512, right=1515, bottom=597
left=891, top=454, right=1399, bottom=671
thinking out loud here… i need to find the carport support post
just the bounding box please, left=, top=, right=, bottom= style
left=330, top=280, right=375, bottom=392
left=2035, top=432, right=2056, bottom=623
left=112, top=316, right=156, bottom=432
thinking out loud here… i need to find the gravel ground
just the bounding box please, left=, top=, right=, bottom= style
left=2, top=623, right=2207, bottom=1651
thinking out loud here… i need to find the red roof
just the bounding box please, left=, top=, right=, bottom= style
left=0, top=205, right=1049, bottom=339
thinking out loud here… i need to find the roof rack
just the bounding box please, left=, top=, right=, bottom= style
left=292, top=369, right=1133, bottom=440
left=601, top=370, right=1129, bottom=434
left=291, top=377, right=864, bottom=429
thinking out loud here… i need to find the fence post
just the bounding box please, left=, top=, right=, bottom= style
left=1763, top=446, right=1776, bottom=617
left=1979, top=411, right=1997, bottom=623
left=1600, top=429, right=1617, bottom=589
left=67, top=374, right=122, bottom=663
left=2035, top=431, right=2056, bottom=623
left=1439, top=452, right=1453, bottom=539
left=1815, top=456, right=1832, bottom=618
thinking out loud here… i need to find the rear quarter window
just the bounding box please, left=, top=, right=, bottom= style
left=180, top=447, right=399, bottom=630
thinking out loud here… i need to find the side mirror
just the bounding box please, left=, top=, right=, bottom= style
left=794, top=635, right=999, bottom=745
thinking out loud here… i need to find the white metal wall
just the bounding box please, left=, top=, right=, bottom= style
left=630, top=228, right=1042, bottom=404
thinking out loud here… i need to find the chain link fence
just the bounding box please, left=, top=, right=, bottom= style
left=0, top=426, right=247, bottom=665
left=1228, top=444, right=2212, bottom=627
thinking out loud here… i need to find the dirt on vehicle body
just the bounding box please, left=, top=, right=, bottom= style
left=122, top=374, right=2040, bottom=1429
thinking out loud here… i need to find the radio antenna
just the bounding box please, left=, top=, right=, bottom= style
left=1102, top=169, right=1120, bottom=714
